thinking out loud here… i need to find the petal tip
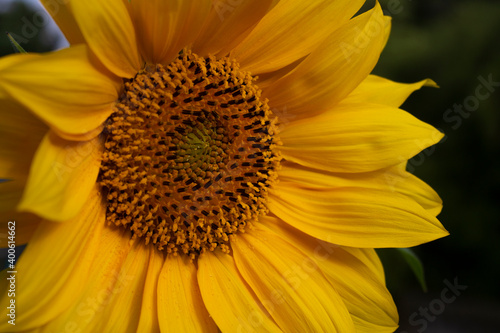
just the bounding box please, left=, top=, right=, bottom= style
left=424, top=78, right=439, bottom=88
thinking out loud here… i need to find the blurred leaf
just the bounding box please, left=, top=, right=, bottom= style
left=6, top=32, right=26, bottom=53
left=397, top=248, right=427, bottom=292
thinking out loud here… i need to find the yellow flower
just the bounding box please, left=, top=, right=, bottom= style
left=0, top=0, right=448, bottom=332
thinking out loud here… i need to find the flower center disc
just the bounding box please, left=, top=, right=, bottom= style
left=99, top=51, right=279, bottom=258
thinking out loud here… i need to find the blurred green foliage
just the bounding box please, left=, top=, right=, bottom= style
left=0, top=1, right=60, bottom=55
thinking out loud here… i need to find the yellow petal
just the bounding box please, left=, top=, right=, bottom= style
left=345, top=75, right=438, bottom=107
left=0, top=187, right=106, bottom=332
left=264, top=217, right=398, bottom=333
left=52, top=124, right=105, bottom=142
left=71, top=0, right=142, bottom=78
left=232, top=0, right=365, bottom=74
left=137, top=248, right=163, bottom=332
left=0, top=48, right=38, bottom=72
left=0, top=96, right=47, bottom=177
left=264, top=3, right=389, bottom=121
left=0, top=122, right=44, bottom=178
left=386, top=165, right=443, bottom=217
left=278, top=162, right=443, bottom=216
left=0, top=212, right=40, bottom=248
left=158, top=254, right=217, bottom=333
left=278, top=161, right=380, bottom=188
left=18, top=132, right=103, bottom=222
left=0, top=100, right=47, bottom=223
left=91, top=241, right=150, bottom=332
left=343, top=247, right=386, bottom=284
left=268, top=182, right=448, bottom=248
left=127, top=0, right=212, bottom=65
left=232, top=224, right=355, bottom=332
left=0, top=99, right=46, bottom=246
left=0, top=100, right=45, bottom=246
left=198, top=251, right=282, bottom=333
left=278, top=103, right=444, bottom=173
left=0, top=45, right=119, bottom=136
left=193, top=0, right=274, bottom=57
left=0, top=179, right=26, bottom=213
left=381, top=14, right=392, bottom=49
left=322, top=247, right=398, bottom=333
left=39, top=220, right=135, bottom=332
left=406, top=180, right=443, bottom=216
left=257, top=56, right=305, bottom=91
left=41, top=0, right=85, bottom=44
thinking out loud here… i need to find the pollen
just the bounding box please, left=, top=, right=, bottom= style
left=98, top=50, right=280, bottom=258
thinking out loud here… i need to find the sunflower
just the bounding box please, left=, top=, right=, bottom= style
left=0, top=0, right=448, bottom=332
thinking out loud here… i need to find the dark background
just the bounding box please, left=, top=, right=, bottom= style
left=369, top=0, right=500, bottom=332
left=1, top=0, right=499, bottom=332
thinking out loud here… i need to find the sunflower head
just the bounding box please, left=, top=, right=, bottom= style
left=99, top=50, right=280, bottom=257
left=0, top=1, right=448, bottom=332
